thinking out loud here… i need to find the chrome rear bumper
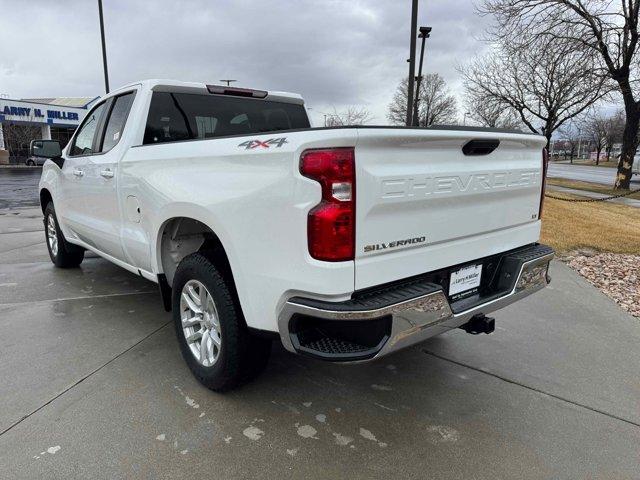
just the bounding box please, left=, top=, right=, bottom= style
left=278, top=244, right=554, bottom=362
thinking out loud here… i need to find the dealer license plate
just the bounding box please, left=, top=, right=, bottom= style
left=449, top=264, right=482, bottom=296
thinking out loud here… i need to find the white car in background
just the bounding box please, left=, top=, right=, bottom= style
left=25, top=156, right=46, bottom=166
left=34, top=79, right=554, bottom=391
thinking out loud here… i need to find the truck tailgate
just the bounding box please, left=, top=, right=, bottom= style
left=354, top=128, right=547, bottom=290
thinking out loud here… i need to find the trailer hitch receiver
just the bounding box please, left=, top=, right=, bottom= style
left=460, top=314, right=495, bottom=335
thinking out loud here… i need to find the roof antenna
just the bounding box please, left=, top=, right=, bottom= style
left=219, top=79, right=237, bottom=86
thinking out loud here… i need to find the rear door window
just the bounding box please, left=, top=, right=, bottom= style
left=100, top=92, right=136, bottom=152
left=143, top=92, right=310, bottom=145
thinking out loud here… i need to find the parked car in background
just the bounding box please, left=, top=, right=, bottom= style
left=34, top=79, right=554, bottom=391
left=25, top=155, right=46, bottom=166
left=27, top=141, right=63, bottom=166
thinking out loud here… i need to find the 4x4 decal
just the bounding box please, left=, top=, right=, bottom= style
left=238, top=137, right=288, bottom=149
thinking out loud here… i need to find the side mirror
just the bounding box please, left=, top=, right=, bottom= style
left=30, top=140, right=62, bottom=158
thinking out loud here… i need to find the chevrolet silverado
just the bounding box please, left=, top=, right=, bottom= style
left=35, top=79, right=554, bottom=391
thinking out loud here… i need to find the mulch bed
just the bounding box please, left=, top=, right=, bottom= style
left=560, top=250, right=640, bottom=318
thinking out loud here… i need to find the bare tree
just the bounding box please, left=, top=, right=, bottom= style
left=604, top=110, right=625, bottom=161
left=3, top=123, right=41, bottom=159
left=325, top=106, right=374, bottom=126
left=465, top=91, right=524, bottom=130
left=558, top=124, right=581, bottom=162
left=579, top=110, right=609, bottom=164
left=387, top=74, right=457, bottom=126
left=479, top=0, right=640, bottom=188
left=461, top=34, right=607, bottom=147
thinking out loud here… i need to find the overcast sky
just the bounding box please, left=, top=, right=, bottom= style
left=0, top=0, right=491, bottom=126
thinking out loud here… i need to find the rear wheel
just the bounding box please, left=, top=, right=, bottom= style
left=172, top=252, right=271, bottom=391
left=44, top=202, right=84, bottom=268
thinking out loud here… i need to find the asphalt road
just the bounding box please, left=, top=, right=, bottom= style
left=0, top=207, right=638, bottom=479
left=0, top=167, right=42, bottom=209
left=548, top=162, right=640, bottom=186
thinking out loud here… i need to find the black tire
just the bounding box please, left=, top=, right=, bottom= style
left=172, top=252, right=271, bottom=392
left=26, top=160, right=35, bottom=166
left=44, top=202, right=85, bottom=268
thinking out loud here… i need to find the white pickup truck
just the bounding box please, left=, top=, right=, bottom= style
left=35, top=79, right=553, bottom=391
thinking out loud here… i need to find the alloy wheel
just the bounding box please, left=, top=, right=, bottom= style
left=180, top=279, right=222, bottom=367
left=46, top=214, right=58, bottom=257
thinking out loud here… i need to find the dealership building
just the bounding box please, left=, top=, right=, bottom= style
left=0, top=96, right=98, bottom=163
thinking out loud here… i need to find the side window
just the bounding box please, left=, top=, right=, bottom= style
left=100, top=92, right=136, bottom=152
left=69, top=102, right=106, bottom=156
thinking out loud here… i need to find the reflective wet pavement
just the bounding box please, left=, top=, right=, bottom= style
left=0, top=167, right=41, bottom=209
left=0, top=207, right=638, bottom=479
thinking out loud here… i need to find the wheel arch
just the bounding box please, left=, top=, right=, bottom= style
left=39, top=188, right=53, bottom=214
left=154, top=214, right=246, bottom=319
left=154, top=207, right=241, bottom=286
left=38, top=165, right=60, bottom=214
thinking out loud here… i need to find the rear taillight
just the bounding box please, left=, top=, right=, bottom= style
left=539, top=148, right=548, bottom=219
left=300, top=148, right=355, bottom=261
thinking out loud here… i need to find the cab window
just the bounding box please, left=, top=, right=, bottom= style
left=69, top=102, right=106, bottom=156
left=143, top=92, right=310, bottom=145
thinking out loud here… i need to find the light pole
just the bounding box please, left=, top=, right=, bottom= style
left=97, top=0, right=110, bottom=93
left=577, top=129, right=582, bottom=161
left=412, top=26, right=432, bottom=127
left=406, top=0, right=419, bottom=126
left=313, top=111, right=330, bottom=127
left=463, top=111, right=471, bottom=126
left=220, top=79, right=237, bottom=86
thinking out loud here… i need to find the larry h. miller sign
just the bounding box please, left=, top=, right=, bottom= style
left=0, top=99, right=87, bottom=127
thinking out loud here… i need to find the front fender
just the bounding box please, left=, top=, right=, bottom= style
left=39, top=162, right=60, bottom=209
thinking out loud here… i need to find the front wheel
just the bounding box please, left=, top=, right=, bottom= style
left=44, top=202, right=84, bottom=268
left=26, top=160, right=35, bottom=166
left=172, top=252, right=271, bottom=391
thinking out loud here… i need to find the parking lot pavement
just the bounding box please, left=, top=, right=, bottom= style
left=0, top=207, right=51, bottom=265
left=0, top=167, right=42, bottom=210
left=1, top=210, right=639, bottom=479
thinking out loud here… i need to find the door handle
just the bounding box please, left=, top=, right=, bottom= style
left=73, top=168, right=84, bottom=177
left=100, top=169, right=114, bottom=179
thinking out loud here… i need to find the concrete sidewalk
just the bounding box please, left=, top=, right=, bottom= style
left=0, top=208, right=638, bottom=479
